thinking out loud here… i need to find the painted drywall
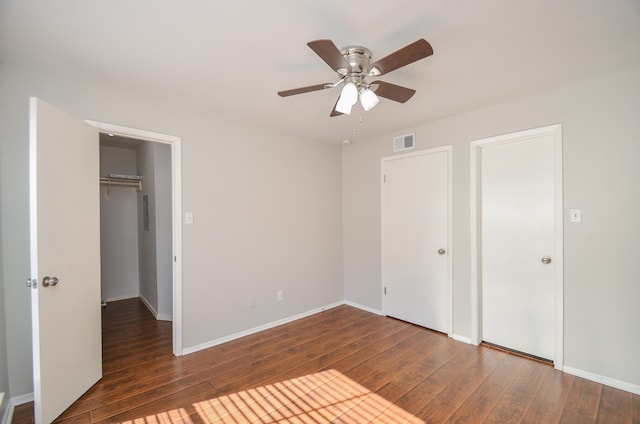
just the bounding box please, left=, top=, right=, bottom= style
left=137, top=142, right=159, bottom=313
left=136, top=141, right=172, bottom=319
left=179, top=117, right=344, bottom=347
left=0, top=203, right=8, bottom=419
left=0, top=65, right=33, bottom=398
left=0, top=63, right=343, bottom=398
left=342, top=67, right=640, bottom=389
left=153, top=143, right=172, bottom=320
left=100, top=145, right=140, bottom=301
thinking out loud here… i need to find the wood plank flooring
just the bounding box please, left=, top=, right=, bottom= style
left=12, top=298, right=640, bottom=423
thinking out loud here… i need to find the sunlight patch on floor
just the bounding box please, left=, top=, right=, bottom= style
left=120, top=369, right=423, bottom=423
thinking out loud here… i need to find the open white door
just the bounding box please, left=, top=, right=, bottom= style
left=29, top=98, right=102, bottom=423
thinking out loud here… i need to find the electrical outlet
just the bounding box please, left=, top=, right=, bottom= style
left=248, top=296, right=255, bottom=309
left=277, top=291, right=284, bottom=302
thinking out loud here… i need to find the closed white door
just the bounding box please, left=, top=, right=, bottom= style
left=480, top=131, right=558, bottom=360
left=29, top=98, right=102, bottom=423
left=382, top=148, right=450, bottom=333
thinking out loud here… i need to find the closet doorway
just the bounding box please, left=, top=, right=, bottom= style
left=94, top=123, right=182, bottom=355
left=99, top=133, right=172, bottom=318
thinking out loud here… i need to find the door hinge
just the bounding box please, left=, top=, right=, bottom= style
left=26, top=278, right=37, bottom=289
left=383, top=175, right=386, bottom=183
left=384, top=286, right=387, bottom=295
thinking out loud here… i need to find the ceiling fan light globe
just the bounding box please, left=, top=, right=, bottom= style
left=340, top=82, right=358, bottom=106
left=360, top=88, right=379, bottom=111
left=335, top=97, right=353, bottom=115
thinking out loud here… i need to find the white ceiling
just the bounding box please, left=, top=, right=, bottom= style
left=2, top=1, right=639, bottom=144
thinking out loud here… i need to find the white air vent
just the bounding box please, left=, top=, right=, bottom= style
left=393, top=133, right=415, bottom=152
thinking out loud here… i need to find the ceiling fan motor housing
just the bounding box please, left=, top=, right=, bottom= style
left=338, top=46, right=372, bottom=76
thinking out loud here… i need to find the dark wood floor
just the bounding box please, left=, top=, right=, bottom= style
left=12, top=298, right=640, bottom=423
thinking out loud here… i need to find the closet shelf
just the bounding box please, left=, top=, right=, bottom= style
left=100, top=176, right=142, bottom=192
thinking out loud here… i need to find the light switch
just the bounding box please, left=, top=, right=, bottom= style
left=185, top=211, right=194, bottom=225
left=569, top=209, right=581, bottom=223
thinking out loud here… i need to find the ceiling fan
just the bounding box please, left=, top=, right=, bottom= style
left=278, top=38, right=433, bottom=117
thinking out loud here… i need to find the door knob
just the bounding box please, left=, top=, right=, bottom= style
left=438, top=248, right=446, bottom=255
left=541, top=256, right=552, bottom=264
left=42, top=276, right=59, bottom=287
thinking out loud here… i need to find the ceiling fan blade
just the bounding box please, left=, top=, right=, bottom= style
left=371, top=80, right=416, bottom=103
left=307, top=39, right=350, bottom=73
left=278, top=83, right=330, bottom=97
left=368, top=39, right=433, bottom=76
left=330, top=97, right=344, bottom=117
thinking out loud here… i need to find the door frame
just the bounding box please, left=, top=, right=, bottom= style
left=86, top=120, right=183, bottom=356
left=381, top=145, right=453, bottom=336
left=470, top=124, right=563, bottom=369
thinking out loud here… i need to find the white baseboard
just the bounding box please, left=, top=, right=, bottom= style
left=139, top=295, right=158, bottom=318
left=182, top=301, right=344, bottom=355
left=563, top=366, right=640, bottom=395
left=2, top=393, right=34, bottom=424
left=156, top=314, right=172, bottom=322
left=138, top=296, right=173, bottom=322
left=320, top=300, right=348, bottom=312
left=0, top=392, right=6, bottom=424
left=104, top=294, right=139, bottom=303
left=1, top=403, right=10, bottom=424
left=104, top=295, right=168, bottom=320
left=10, top=393, right=33, bottom=406
left=343, top=301, right=383, bottom=316
left=451, top=334, right=473, bottom=344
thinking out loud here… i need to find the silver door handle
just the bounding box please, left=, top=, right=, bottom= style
left=438, top=248, right=446, bottom=255
left=42, top=276, right=59, bottom=287
left=541, top=256, right=552, bottom=265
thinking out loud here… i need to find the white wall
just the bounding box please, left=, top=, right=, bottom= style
left=0, top=63, right=343, bottom=399
left=153, top=144, right=173, bottom=320
left=180, top=118, right=344, bottom=347
left=100, top=145, right=140, bottom=301
left=0, top=65, right=33, bottom=398
left=0, top=204, right=8, bottom=418
left=342, top=67, right=640, bottom=390
left=137, top=142, right=159, bottom=313
left=136, top=141, right=172, bottom=320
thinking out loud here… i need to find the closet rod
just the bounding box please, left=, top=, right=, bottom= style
left=100, top=177, right=142, bottom=192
